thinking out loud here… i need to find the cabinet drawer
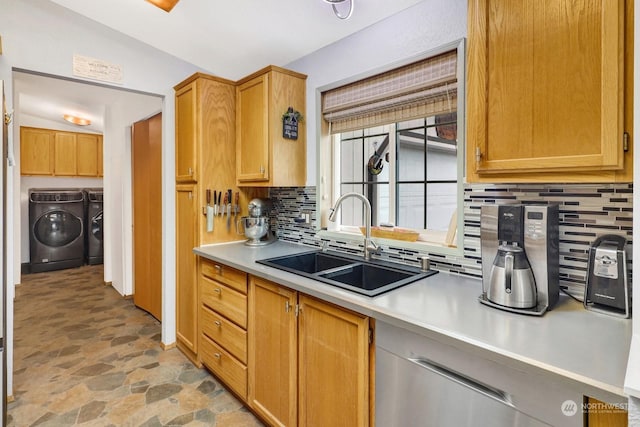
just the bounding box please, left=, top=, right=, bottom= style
left=201, top=334, right=247, bottom=399
left=201, top=277, right=247, bottom=328
left=200, top=258, right=248, bottom=294
left=200, top=305, right=247, bottom=364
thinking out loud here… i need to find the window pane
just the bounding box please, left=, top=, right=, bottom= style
left=426, top=137, right=457, bottom=181
left=364, top=134, right=389, bottom=181
left=398, top=127, right=425, bottom=182
left=397, top=183, right=424, bottom=230
left=426, top=183, right=457, bottom=231
left=367, top=183, right=390, bottom=226
left=426, top=113, right=457, bottom=181
left=341, top=137, right=363, bottom=182
left=339, top=184, right=364, bottom=226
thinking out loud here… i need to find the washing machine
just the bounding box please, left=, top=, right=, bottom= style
left=84, top=188, right=104, bottom=265
left=29, top=189, right=86, bottom=273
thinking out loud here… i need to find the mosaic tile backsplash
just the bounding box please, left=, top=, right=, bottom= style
left=269, top=183, right=633, bottom=297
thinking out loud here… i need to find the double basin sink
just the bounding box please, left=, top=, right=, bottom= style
left=257, top=250, right=437, bottom=297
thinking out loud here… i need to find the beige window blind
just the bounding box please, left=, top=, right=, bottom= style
left=322, top=49, right=458, bottom=134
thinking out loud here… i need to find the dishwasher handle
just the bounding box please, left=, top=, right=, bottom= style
left=409, top=357, right=514, bottom=408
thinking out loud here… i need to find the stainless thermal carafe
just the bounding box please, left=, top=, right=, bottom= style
left=487, top=245, right=537, bottom=309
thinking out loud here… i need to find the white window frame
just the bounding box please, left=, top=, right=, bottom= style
left=315, top=39, right=466, bottom=257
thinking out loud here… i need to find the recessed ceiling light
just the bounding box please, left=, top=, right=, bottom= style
left=63, top=114, right=91, bottom=126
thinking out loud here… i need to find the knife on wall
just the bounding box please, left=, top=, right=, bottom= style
left=206, top=189, right=214, bottom=232
left=226, top=189, right=232, bottom=229
left=217, top=191, right=222, bottom=216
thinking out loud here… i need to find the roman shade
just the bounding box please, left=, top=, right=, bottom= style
left=322, top=49, right=458, bottom=134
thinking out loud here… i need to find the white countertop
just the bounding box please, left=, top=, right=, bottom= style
left=194, top=240, right=632, bottom=403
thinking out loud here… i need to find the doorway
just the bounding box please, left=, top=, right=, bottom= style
left=10, top=69, right=164, bottom=400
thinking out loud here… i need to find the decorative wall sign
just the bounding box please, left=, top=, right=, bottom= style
left=73, top=54, right=124, bottom=84
left=282, top=107, right=302, bottom=140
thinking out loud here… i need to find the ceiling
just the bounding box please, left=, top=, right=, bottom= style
left=16, top=0, right=423, bottom=133
left=49, top=0, right=425, bottom=80
left=15, top=71, right=161, bottom=134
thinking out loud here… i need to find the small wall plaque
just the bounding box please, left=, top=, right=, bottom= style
left=73, top=54, right=123, bottom=84
left=282, top=107, right=302, bottom=140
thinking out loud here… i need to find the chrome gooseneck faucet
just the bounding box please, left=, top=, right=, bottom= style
left=328, top=192, right=381, bottom=261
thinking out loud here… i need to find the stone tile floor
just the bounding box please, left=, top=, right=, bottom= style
left=8, top=265, right=263, bottom=426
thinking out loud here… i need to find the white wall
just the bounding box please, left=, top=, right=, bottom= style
left=284, top=0, right=468, bottom=186
left=1, top=0, right=205, bottom=396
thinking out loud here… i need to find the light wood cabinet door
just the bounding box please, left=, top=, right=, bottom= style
left=235, top=66, right=307, bottom=187
left=236, top=73, right=270, bottom=182
left=248, top=277, right=297, bottom=427
left=176, top=184, right=198, bottom=363
left=53, top=131, right=77, bottom=176
left=20, top=127, right=53, bottom=175
left=76, top=133, right=99, bottom=176
left=175, top=81, right=198, bottom=182
left=298, top=295, right=370, bottom=427
left=467, top=0, right=626, bottom=179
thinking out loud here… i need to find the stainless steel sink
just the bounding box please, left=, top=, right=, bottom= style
left=257, top=250, right=437, bottom=296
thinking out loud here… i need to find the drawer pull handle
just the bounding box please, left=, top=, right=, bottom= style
left=214, top=288, right=221, bottom=294
left=214, top=320, right=221, bottom=327
left=214, top=353, right=221, bottom=359
left=214, top=265, right=222, bottom=274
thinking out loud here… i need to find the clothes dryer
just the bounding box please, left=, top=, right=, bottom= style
left=29, top=189, right=86, bottom=273
left=84, top=188, right=104, bottom=265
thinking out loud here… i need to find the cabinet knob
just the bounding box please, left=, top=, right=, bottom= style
left=188, top=167, right=193, bottom=176
left=260, top=165, right=265, bottom=174
left=214, top=265, right=222, bottom=274
left=214, top=353, right=221, bottom=359
left=214, top=288, right=221, bottom=294
left=214, top=320, right=221, bottom=327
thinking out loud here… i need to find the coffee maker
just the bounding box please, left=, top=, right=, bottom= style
left=479, top=204, right=559, bottom=316
left=236, top=198, right=276, bottom=246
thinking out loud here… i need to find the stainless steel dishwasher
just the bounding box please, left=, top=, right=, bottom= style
left=375, top=322, right=583, bottom=427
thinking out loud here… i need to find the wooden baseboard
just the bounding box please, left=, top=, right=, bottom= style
left=103, top=281, right=112, bottom=287
left=161, top=341, right=177, bottom=351
left=123, top=295, right=133, bottom=300
left=6, top=395, right=14, bottom=403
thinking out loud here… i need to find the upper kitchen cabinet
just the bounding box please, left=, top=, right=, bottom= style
left=235, top=66, right=307, bottom=187
left=174, top=73, right=266, bottom=244
left=467, top=0, right=633, bottom=183
left=175, top=78, right=199, bottom=182
left=20, top=127, right=53, bottom=175
left=20, top=127, right=103, bottom=177
left=76, top=133, right=101, bottom=176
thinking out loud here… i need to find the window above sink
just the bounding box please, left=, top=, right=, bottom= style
left=315, top=39, right=466, bottom=257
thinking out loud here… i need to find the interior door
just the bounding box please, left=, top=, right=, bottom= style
left=132, top=113, right=162, bottom=320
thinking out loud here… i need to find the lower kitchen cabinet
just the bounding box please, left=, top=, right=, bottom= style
left=248, top=277, right=297, bottom=426
left=199, top=258, right=249, bottom=399
left=298, top=294, right=370, bottom=427
left=248, top=275, right=371, bottom=427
